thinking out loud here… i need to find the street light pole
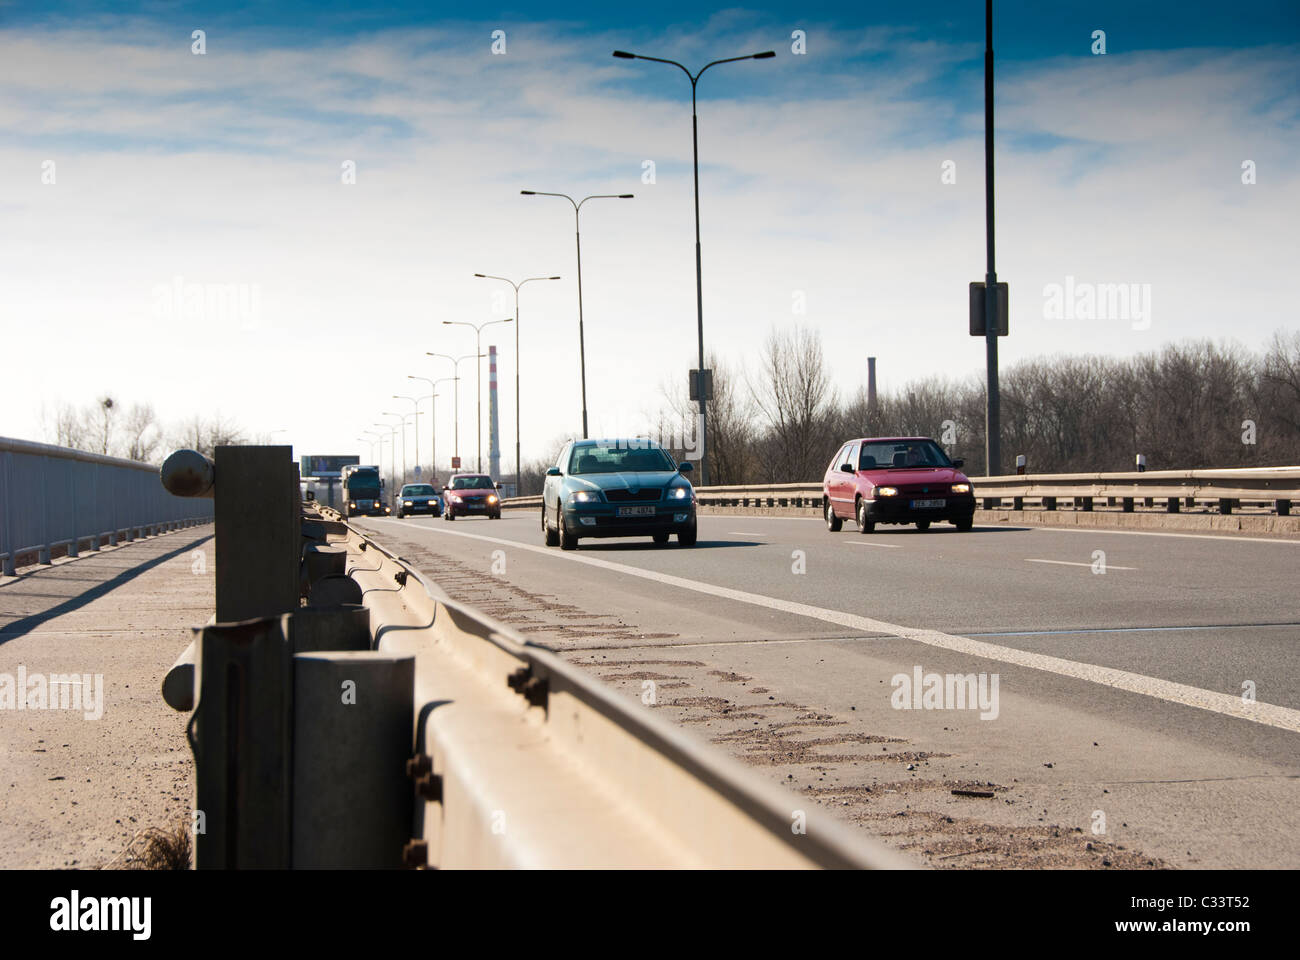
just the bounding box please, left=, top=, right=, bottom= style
left=442, top=319, right=512, bottom=473
left=983, top=0, right=1001, bottom=477
left=373, top=421, right=398, bottom=499
left=427, top=352, right=484, bottom=466
left=407, top=375, right=437, bottom=479
left=393, top=395, right=420, bottom=479
left=612, top=47, right=774, bottom=486
left=381, top=411, right=413, bottom=487
left=521, top=192, right=633, bottom=439
left=475, top=272, right=560, bottom=494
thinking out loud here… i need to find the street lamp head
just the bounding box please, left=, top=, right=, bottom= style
left=612, top=50, right=635, bottom=59
left=549, top=276, right=561, bottom=280
left=441, top=321, right=452, bottom=325
left=473, top=273, right=486, bottom=277
left=753, top=50, right=776, bottom=59
left=520, top=190, right=536, bottom=195
left=618, top=194, right=634, bottom=199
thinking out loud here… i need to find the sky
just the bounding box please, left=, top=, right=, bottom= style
left=2, top=1, right=1297, bottom=475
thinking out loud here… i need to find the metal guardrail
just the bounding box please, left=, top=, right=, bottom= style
left=337, top=510, right=911, bottom=869
left=0, top=436, right=215, bottom=575
left=500, top=467, right=1300, bottom=516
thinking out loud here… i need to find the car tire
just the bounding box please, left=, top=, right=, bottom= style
left=857, top=498, right=875, bottom=534
left=677, top=521, right=697, bottom=547
left=825, top=498, right=843, bottom=532
left=916, top=520, right=931, bottom=531
left=559, top=503, right=578, bottom=550
left=954, top=518, right=973, bottom=532
left=543, top=502, right=560, bottom=546
left=653, top=531, right=670, bottom=545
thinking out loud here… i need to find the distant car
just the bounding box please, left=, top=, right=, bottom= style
left=397, top=483, right=442, bottom=518
left=442, top=473, right=501, bottom=520
left=823, top=437, right=975, bottom=533
left=542, top=438, right=696, bottom=550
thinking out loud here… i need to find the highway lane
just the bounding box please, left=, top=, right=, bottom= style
left=356, top=512, right=1300, bottom=868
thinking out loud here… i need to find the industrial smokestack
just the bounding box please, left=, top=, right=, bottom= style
left=489, top=345, right=501, bottom=479
left=867, top=357, right=878, bottom=411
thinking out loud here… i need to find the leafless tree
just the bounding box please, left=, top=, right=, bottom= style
left=749, top=325, right=836, bottom=481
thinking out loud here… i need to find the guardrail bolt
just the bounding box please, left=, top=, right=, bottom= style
left=402, top=839, right=429, bottom=869
left=394, top=569, right=408, bottom=586
left=406, top=753, right=432, bottom=779
left=507, top=665, right=549, bottom=708
left=414, top=772, right=443, bottom=802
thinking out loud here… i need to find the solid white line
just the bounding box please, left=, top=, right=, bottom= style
left=1025, top=558, right=1136, bottom=570
left=1031, top=526, right=1300, bottom=545
left=368, top=518, right=1300, bottom=734
left=844, top=541, right=901, bottom=549
left=727, top=532, right=764, bottom=536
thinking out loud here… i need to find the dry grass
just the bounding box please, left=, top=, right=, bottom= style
left=105, top=823, right=192, bottom=870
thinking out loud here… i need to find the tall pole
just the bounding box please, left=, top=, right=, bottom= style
left=522, top=192, right=633, bottom=439
left=983, top=0, right=1001, bottom=477
left=427, top=352, right=483, bottom=465
left=611, top=49, right=774, bottom=486
left=441, top=322, right=510, bottom=474
left=393, top=395, right=420, bottom=478
left=432, top=376, right=456, bottom=478
left=475, top=273, right=560, bottom=494
left=407, top=376, right=436, bottom=478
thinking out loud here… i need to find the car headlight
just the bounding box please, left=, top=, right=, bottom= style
left=950, top=483, right=971, bottom=494
left=487, top=495, right=498, bottom=504
left=404, top=500, right=413, bottom=506
left=875, top=486, right=899, bottom=497
left=570, top=490, right=599, bottom=503
left=349, top=502, right=356, bottom=508
left=668, top=486, right=690, bottom=500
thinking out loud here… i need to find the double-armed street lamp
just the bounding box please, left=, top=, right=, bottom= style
left=474, top=272, right=560, bottom=493
left=611, top=47, right=775, bottom=485
left=441, top=318, right=512, bottom=473
left=392, top=394, right=421, bottom=478
left=520, top=191, right=633, bottom=439
left=426, top=352, right=483, bottom=467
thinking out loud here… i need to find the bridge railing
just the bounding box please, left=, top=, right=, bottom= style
left=501, top=467, right=1300, bottom=516
left=0, top=436, right=214, bottom=575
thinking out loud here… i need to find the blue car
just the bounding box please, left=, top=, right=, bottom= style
left=397, top=483, right=442, bottom=518
left=542, top=438, right=697, bottom=549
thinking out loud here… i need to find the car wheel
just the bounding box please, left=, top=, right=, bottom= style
left=915, top=520, right=931, bottom=531
left=559, top=503, right=578, bottom=550
left=677, top=521, right=697, bottom=547
left=857, top=498, right=875, bottom=534
left=543, top=502, right=559, bottom=546
left=653, top=531, right=670, bottom=545
left=954, top=518, right=973, bottom=532
left=824, top=498, right=843, bottom=532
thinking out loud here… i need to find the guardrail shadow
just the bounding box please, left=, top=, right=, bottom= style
left=0, top=533, right=213, bottom=646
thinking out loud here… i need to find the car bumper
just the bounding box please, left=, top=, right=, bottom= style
left=448, top=500, right=498, bottom=514
left=563, top=503, right=696, bottom=538
left=401, top=502, right=441, bottom=514
left=865, top=496, right=975, bottom=524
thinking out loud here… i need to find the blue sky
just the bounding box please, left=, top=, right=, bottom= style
left=2, top=1, right=1297, bottom=469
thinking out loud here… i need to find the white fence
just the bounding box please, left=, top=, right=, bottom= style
left=0, top=437, right=214, bottom=575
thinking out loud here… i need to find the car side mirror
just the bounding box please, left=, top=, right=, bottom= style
left=840, top=463, right=855, bottom=473
left=678, top=461, right=693, bottom=473
left=951, top=458, right=965, bottom=468
left=546, top=467, right=561, bottom=477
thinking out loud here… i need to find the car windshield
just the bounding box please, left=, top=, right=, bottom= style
left=346, top=471, right=381, bottom=495
left=450, top=475, right=494, bottom=490
left=567, top=443, right=677, bottom=475
left=401, top=485, right=436, bottom=496
left=859, top=440, right=952, bottom=470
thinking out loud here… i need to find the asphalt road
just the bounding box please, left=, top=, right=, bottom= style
left=356, top=511, right=1300, bottom=869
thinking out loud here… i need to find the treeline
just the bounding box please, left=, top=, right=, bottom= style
left=43, top=395, right=249, bottom=462
left=643, top=330, right=1300, bottom=484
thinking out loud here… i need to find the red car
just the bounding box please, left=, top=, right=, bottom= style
left=442, top=473, right=502, bottom=520
left=822, top=437, right=975, bottom=533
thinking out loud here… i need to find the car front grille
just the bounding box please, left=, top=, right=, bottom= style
left=603, top=488, right=662, bottom=502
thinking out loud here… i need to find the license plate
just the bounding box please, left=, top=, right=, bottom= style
left=617, top=506, right=656, bottom=517
left=912, top=498, right=946, bottom=509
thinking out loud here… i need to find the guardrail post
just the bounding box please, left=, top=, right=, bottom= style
left=1080, top=496, right=1093, bottom=512
left=1277, top=499, right=1292, bottom=517
left=213, top=446, right=301, bottom=622
left=192, top=617, right=293, bottom=869
left=1166, top=497, right=1180, bottom=513
left=1043, top=496, right=1057, bottom=511
left=1122, top=497, right=1135, bottom=512
left=1218, top=498, right=1234, bottom=515
left=291, top=651, right=414, bottom=868
left=1012, top=496, right=1023, bottom=510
